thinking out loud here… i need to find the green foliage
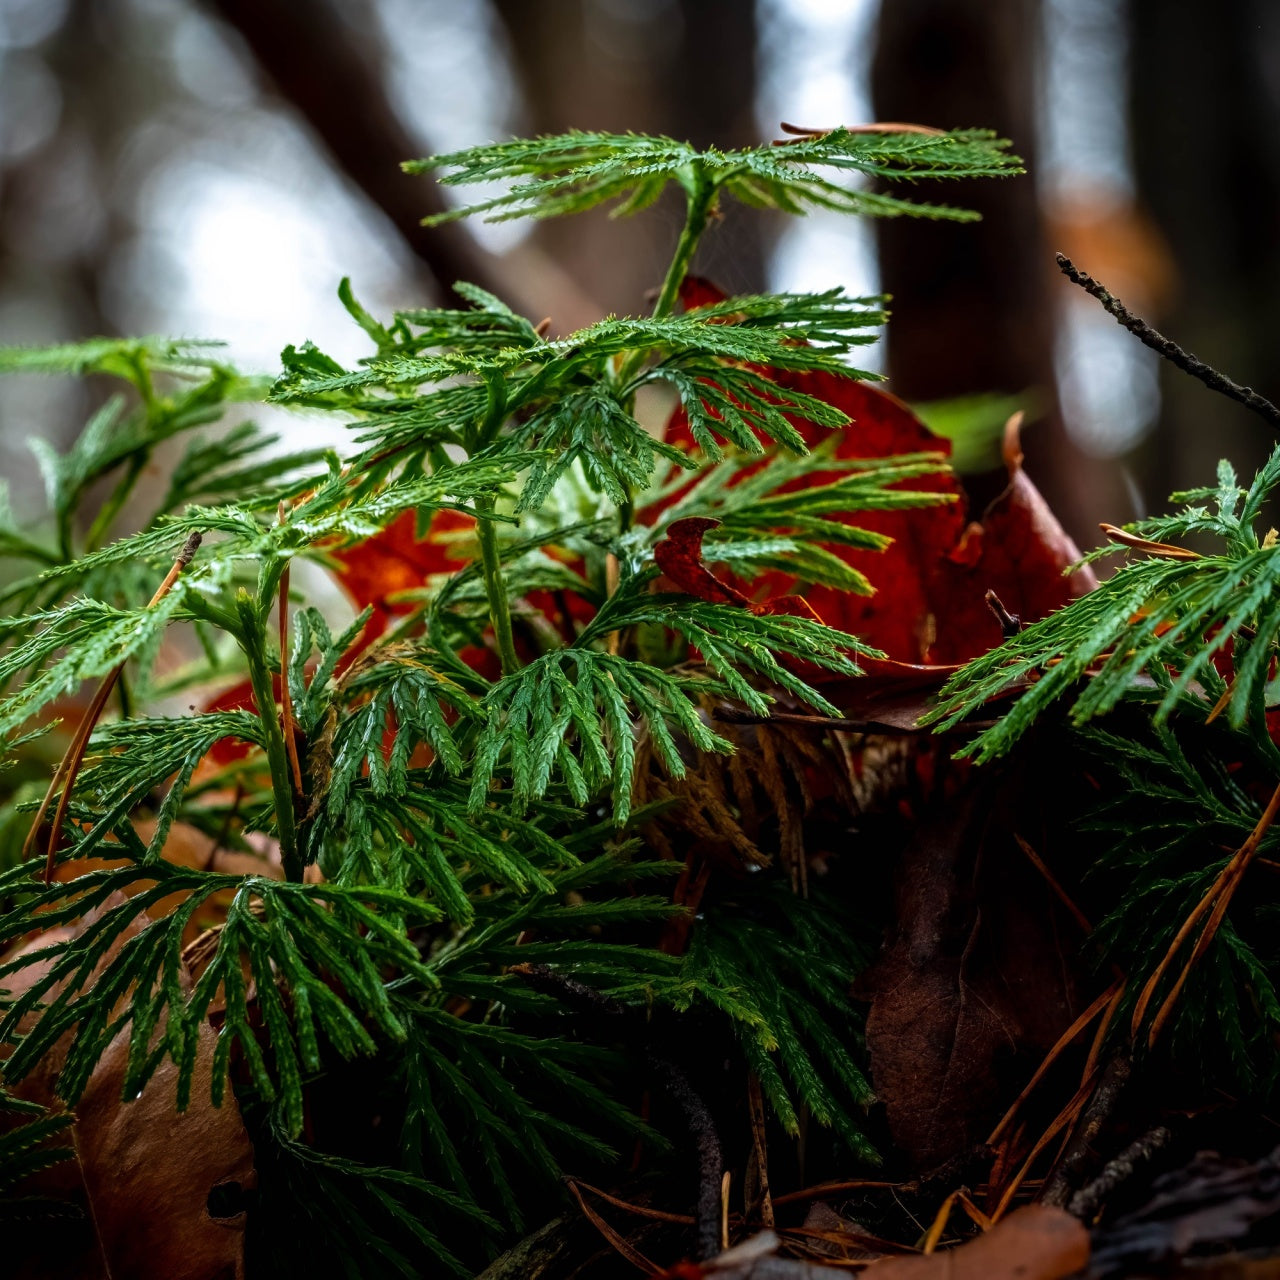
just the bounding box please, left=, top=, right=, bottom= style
left=408, top=127, right=1021, bottom=226
left=252, top=1113, right=497, bottom=1279
left=0, top=124, right=1018, bottom=1274
left=673, top=883, right=878, bottom=1160
left=1074, top=722, right=1280, bottom=1091
left=0, top=1088, right=76, bottom=1223
left=928, top=446, right=1280, bottom=762
left=0, top=858, right=443, bottom=1136
left=643, top=442, right=955, bottom=593
left=927, top=421, right=1280, bottom=1103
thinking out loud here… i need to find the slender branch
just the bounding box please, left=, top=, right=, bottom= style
left=32, top=532, right=202, bottom=884
left=1056, top=254, right=1280, bottom=429
left=278, top=563, right=304, bottom=797
left=1068, top=1125, right=1171, bottom=1221
left=652, top=175, right=715, bottom=321
left=476, top=505, right=520, bottom=677
left=243, top=612, right=301, bottom=881
left=1040, top=1054, right=1133, bottom=1209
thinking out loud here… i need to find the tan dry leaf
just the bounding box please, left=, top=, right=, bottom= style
left=4, top=898, right=256, bottom=1280
left=860, top=1205, right=1088, bottom=1280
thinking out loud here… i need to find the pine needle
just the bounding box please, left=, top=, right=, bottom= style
left=31, top=530, right=202, bottom=884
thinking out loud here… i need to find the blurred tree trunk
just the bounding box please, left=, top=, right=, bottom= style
left=870, top=0, right=1122, bottom=543
left=0, top=0, right=126, bottom=506
left=1128, top=0, right=1280, bottom=505
left=492, top=0, right=768, bottom=320
left=207, top=0, right=504, bottom=301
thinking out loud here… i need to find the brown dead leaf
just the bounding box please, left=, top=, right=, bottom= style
left=860, top=1205, right=1088, bottom=1280
left=4, top=900, right=256, bottom=1279
left=859, top=770, right=1090, bottom=1173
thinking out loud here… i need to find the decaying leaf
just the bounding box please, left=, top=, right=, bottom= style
left=860, top=1206, right=1089, bottom=1280
left=668, top=279, right=1096, bottom=665
left=3, top=892, right=256, bottom=1279
left=859, top=768, right=1091, bottom=1173
left=331, top=507, right=473, bottom=643
left=656, top=517, right=755, bottom=607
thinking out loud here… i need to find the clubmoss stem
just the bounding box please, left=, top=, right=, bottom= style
left=477, top=501, right=520, bottom=676
left=245, top=622, right=301, bottom=881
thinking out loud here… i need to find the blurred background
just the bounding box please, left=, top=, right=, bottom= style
left=1, top=0, right=1278, bottom=546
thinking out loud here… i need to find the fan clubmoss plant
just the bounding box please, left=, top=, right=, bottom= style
left=0, top=125, right=1022, bottom=1273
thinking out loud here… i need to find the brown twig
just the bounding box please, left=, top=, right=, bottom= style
left=985, top=590, right=1022, bottom=638
left=1082, top=984, right=1126, bottom=1084
left=32, top=531, right=202, bottom=884
left=1056, top=255, right=1280, bottom=430
left=921, top=1189, right=993, bottom=1254
left=771, top=1180, right=903, bottom=1208
left=566, top=1181, right=694, bottom=1227
left=1013, top=834, right=1094, bottom=935
left=746, top=1074, right=775, bottom=1229
left=987, top=981, right=1123, bottom=1147
left=565, top=1179, right=660, bottom=1276
left=776, top=120, right=946, bottom=141
left=992, top=1072, right=1098, bottom=1220
left=1039, top=1055, right=1133, bottom=1209
left=712, top=707, right=947, bottom=737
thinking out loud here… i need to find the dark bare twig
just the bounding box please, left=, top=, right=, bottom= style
left=1068, top=1126, right=1171, bottom=1222
left=713, top=706, right=919, bottom=736
left=1056, top=254, right=1280, bottom=430
left=712, top=706, right=999, bottom=737
left=511, top=963, right=724, bottom=1260
left=985, top=590, right=1021, bottom=638
left=1040, top=1054, right=1132, bottom=1208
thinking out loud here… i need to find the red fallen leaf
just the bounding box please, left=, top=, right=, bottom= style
left=655, top=517, right=752, bottom=606
left=331, top=508, right=473, bottom=644
left=664, top=278, right=1095, bottom=665
left=925, top=416, right=1098, bottom=664
left=654, top=517, right=821, bottom=621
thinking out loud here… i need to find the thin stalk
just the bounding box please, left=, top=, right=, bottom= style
left=277, top=506, right=304, bottom=797
left=652, top=174, right=715, bottom=320
left=616, top=172, right=716, bottom=392
left=476, top=501, right=520, bottom=676
left=244, top=619, right=301, bottom=881
left=612, top=171, right=716, bottom=545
